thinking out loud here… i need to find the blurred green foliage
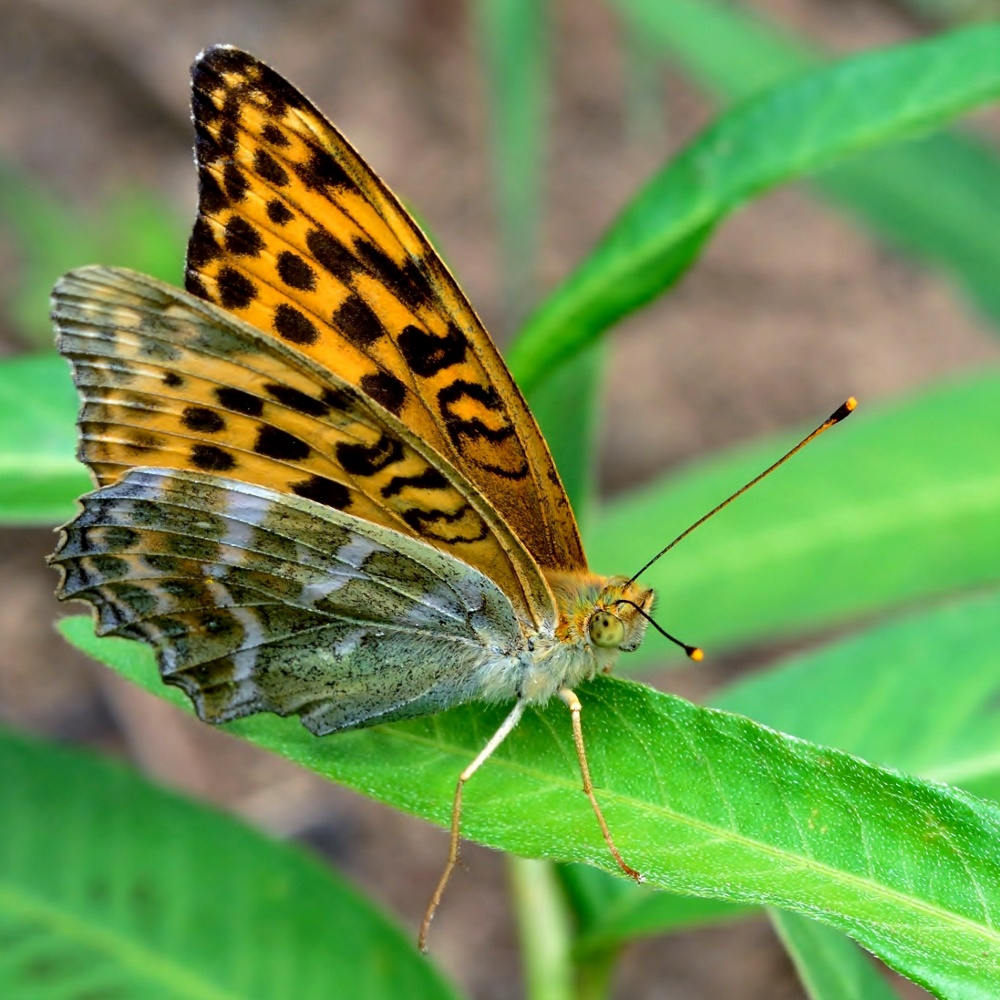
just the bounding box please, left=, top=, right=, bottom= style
left=0, top=164, right=184, bottom=347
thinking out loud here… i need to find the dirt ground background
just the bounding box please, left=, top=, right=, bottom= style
left=1, top=1, right=998, bottom=997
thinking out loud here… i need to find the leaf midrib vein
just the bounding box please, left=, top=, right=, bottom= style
left=374, top=726, right=1000, bottom=951
left=0, top=884, right=238, bottom=1000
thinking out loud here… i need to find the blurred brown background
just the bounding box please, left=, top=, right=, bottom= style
left=1, top=1, right=997, bottom=997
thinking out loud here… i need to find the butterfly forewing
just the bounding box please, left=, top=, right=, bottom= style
left=51, top=468, right=529, bottom=732
left=185, top=45, right=586, bottom=575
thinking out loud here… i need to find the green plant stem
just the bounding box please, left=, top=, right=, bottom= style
left=573, top=945, right=620, bottom=1000
left=473, top=0, right=548, bottom=332
left=507, top=858, right=573, bottom=1000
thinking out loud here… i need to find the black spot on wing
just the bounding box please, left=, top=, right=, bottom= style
left=273, top=303, right=318, bottom=345
left=224, top=216, right=264, bottom=257
left=292, top=140, right=355, bottom=194
left=181, top=406, right=226, bottom=433
left=190, top=444, right=236, bottom=472
left=122, top=431, right=163, bottom=454
left=196, top=165, right=228, bottom=215
left=354, top=239, right=433, bottom=311
left=223, top=162, right=249, bottom=203
left=188, top=217, right=222, bottom=267
left=266, top=199, right=294, bottom=225
left=276, top=251, right=316, bottom=291
left=219, top=88, right=244, bottom=129
left=191, top=86, right=219, bottom=128
left=380, top=466, right=448, bottom=498
left=254, top=148, right=289, bottom=187
left=335, top=434, right=403, bottom=476
left=194, top=122, right=224, bottom=166
left=398, top=322, right=466, bottom=377
left=359, top=371, right=406, bottom=415
left=261, top=122, right=290, bottom=148
left=215, top=387, right=263, bottom=417
left=253, top=59, right=312, bottom=118
left=185, top=273, right=211, bottom=302
left=437, top=380, right=528, bottom=479
left=321, top=387, right=353, bottom=411
left=263, top=384, right=330, bottom=417
left=291, top=475, right=351, bottom=509
left=333, top=293, right=386, bottom=348
left=163, top=372, right=184, bottom=388
left=335, top=433, right=403, bottom=476
left=215, top=267, right=257, bottom=310
left=254, top=425, right=310, bottom=461
left=400, top=504, right=488, bottom=544
left=306, top=226, right=358, bottom=284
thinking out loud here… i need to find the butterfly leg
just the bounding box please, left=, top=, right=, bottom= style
left=419, top=698, right=527, bottom=952
left=558, top=687, right=643, bottom=882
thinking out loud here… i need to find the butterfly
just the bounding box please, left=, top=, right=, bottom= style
left=48, top=44, right=742, bottom=949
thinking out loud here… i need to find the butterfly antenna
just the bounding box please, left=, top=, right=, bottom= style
left=612, top=599, right=703, bottom=661
left=628, top=398, right=857, bottom=585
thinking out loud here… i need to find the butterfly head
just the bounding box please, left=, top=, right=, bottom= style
left=590, top=577, right=655, bottom=654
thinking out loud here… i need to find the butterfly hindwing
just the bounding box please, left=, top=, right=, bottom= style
left=52, top=265, right=557, bottom=626
left=186, top=44, right=586, bottom=575
left=51, top=468, right=529, bottom=733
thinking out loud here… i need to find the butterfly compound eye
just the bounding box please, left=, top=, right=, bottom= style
left=589, top=610, right=625, bottom=649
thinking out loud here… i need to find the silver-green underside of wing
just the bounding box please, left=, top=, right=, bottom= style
left=51, top=468, right=530, bottom=733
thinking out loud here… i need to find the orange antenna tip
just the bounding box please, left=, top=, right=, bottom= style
left=830, top=397, right=858, bottom=423
left=688, top=646, right=704, bottom=662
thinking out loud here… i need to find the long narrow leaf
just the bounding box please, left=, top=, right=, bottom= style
left=715, top=591, right=1000, bottom=804
left=60, top=619, right=1000, bottom=998
left=770, top=911, right=903, bottom=1000
left=612, top=0, right=1000, bottom=331
left=0, top=727, right=460, bottom=1000
left=573, top=592, right=1000, bottom=962
left=509, top=23, right=1000, bottom=391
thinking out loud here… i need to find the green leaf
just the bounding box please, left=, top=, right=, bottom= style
left=508, top=22, right=1000, bottom=391
left=59, top=618, right=1000, bottom=999
left=572, top=592, right=1000, bottom=972
left=589, top=373, right=1000, bottom=665
left=0, top=726, right=460, bottom=1000
left=715, top=591, right=1000, bottom=805
left=612, top=0, right=1000, bottom=332
left=770, top=911, right=902, bottom=1000
left=0, top=353, right=89, bottom=524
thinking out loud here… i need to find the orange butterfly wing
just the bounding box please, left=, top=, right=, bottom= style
left=185, top=45, right=585, bottom=575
